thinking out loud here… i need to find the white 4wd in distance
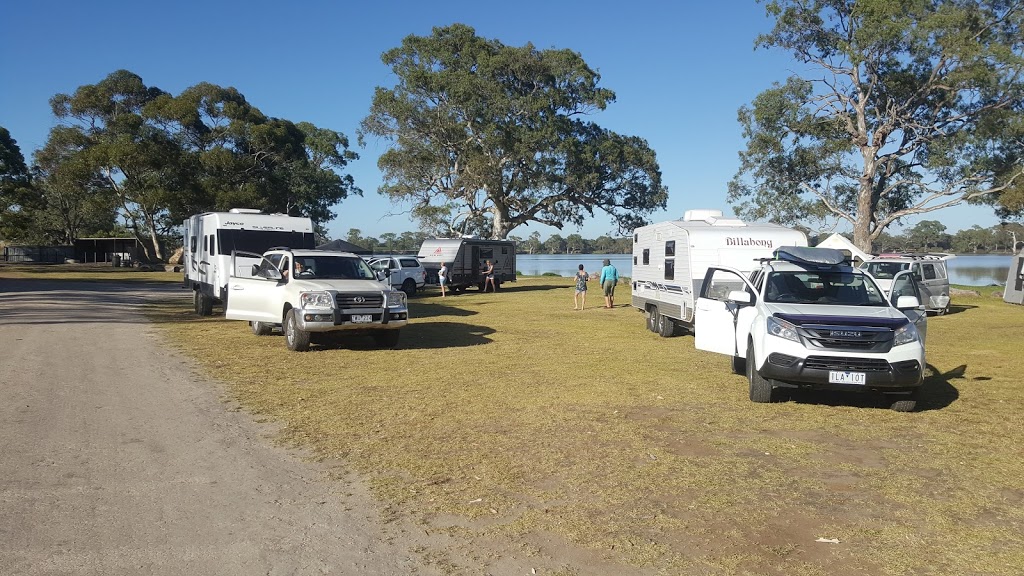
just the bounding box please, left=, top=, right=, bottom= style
left=368, top=256, right=426, bottom=296
left=694, top=247, right=927, bottom=412
left=225, top=249, right=409, bottom=351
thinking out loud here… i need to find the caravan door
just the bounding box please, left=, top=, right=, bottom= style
left=694, top=267, right=757, bottom=357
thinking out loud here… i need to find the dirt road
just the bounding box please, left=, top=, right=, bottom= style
left=0, top=279, right=433, bottom=575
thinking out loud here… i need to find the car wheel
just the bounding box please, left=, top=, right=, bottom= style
left=731, top=355, right=747, bottom=375
left=657, top=313, right=675, bottom=338
left=747, top=341, right=777, bottom=403
left=373, top=330, right=400, bottom=349
left=284, top=309, right=311, bottom=352
left=250, top=321, right=273, bottom=336
left=646, top=306, right=659, bottom=332
left=401, top=279, right=417, bottom=297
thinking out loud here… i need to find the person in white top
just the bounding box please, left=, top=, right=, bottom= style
left=438, top=262, right=448, bottom=297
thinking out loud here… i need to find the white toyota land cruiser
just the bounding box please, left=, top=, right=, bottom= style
left=225, top=248, right=409, bottom=351
left=694, top=246, right=927, bottom=411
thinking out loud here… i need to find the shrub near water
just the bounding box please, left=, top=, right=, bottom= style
left=154, top=278, right=1023, bottom=575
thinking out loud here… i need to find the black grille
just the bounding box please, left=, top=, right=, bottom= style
left=804, top=356, right=890, bottom=372
left=335, top=292, right=384, bottom=308
left=800, top=324, right=893, bottom=352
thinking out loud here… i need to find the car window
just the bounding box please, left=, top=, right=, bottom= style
left=864, top=261, right=908, bottom=279
left=922, top=263, right=937, bottom=280
left=399, top=258, right=420, bottom=268
left=703, top=269, right=749, bottom=301
left=764, top=271, right=886, bottom=306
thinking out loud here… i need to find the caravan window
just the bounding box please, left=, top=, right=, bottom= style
left=209, top=235, right=216, bottom=256
left=190, top=236, right=197, bottom=253
left=216, top=230, right=315, bottom=255
left=665, top=241, right=675, bottom=257
left=202, top=236, right=208, bottom=252
left=642, top=249, right=650, bottom=265
left=664, top=259, right=675, bottom=281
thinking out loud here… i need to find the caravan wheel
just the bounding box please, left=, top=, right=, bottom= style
left=646, top=306, right=659, bottom=332
left=657, top=314, right=676, bottom=338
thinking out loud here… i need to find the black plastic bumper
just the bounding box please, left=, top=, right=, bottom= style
left=759, top=354, right=923, bottom=391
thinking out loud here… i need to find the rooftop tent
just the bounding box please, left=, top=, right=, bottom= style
left=316, top=238, right=373, bottom=255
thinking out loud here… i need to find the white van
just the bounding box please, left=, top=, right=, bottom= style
left=861, top=254, right=952, bottom=315
left=631, top=210, right=808, bottom=336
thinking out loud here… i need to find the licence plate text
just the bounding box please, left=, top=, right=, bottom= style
left=829, top=370, right=866, bottom=384
left=351, top=314, right=372, bottom=323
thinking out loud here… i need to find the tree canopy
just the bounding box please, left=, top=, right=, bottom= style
left=730, top=0, right=1024, bottom=252
left=35, top=70, right=360, bottom=259
left=360, top=24, right=668, bottom=239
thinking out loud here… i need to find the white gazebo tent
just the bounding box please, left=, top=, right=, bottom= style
left=814, top=233, right=873, bottom=266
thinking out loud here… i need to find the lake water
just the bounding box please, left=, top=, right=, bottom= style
left=517, top=253, right=1013, bottom=286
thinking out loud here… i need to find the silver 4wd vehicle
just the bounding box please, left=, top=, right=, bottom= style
left=694, top=247, right=927, bottom=411
left=861, top=254, right=952, bottom=315
left=225, top=249, right=409, bottom=351
left=368, top=256, right=427, bottom=296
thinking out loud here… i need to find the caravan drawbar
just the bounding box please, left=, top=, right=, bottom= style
left=631, top=210, right=807, bottom=336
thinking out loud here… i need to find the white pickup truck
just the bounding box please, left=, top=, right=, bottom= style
left=694, top=246, right=927, bottom=411
left=225, top=248, right=409, bottom=351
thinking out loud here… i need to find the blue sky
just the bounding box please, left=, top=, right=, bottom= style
left=0, top=0, right=1000, bottom=240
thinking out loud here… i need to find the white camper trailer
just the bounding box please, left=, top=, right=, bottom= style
left=183, top=209, right=315, bottom=315
left=631, top=210, right=808, bottom=336
left=417, top=238, right=516, bottom=292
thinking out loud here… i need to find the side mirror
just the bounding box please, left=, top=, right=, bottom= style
left=895, top=295, right=921, bottom=310
left=251, top=264, right=261, bottom=276
left=727, top=290, right=752, bottom=304
left=376, top=270, right=389, bottom=282
left=263, top=267, right=282, bottom=281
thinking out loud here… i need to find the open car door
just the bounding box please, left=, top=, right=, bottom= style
left=694, top=267, right=758, bottom=357
left=890, top=270, right=928, bottom=344
left=224, top=251, right=284, bottom=324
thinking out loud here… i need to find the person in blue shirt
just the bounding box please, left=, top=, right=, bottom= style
left=599, top=258, right=619, bottom=308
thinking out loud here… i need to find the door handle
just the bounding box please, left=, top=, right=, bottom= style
left=231, top=285, right=245, bottom=291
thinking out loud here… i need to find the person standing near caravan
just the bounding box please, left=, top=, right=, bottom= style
left=573, top=264, right=588, bottom=310
left=438, top=262, right=448, bottom=297
left=483, top=260, right=496, bottom=292
left=600, top=258, right=618, bottom=308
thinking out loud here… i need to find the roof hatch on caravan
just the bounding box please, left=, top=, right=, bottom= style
left=682, top=209, right=746, bottom=226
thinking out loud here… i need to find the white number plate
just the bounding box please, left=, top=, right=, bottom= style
left=829, top=371, right=866, bottom=384
left=351, top=314, right=372, bottom=323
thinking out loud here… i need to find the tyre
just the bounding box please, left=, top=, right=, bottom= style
left=646, top=306, right=659, bottom=332
left=889, top=390, right=919, bottom=412
left=250, top=321, right=273, bottom=336
left=731, top=354, right=747, bottom=375
left=196, top=291, right=213, bottom=316
left=193, top=290, right=200, bottom=314
left=373, top=329, right=401, bottom=349
left=747, top=341, right=776, bottom=403
left=401, top=279, right=417, bottom=297
left=284, top=309, right=311, bottom=352
left=657, top=314, right=676, bottom=338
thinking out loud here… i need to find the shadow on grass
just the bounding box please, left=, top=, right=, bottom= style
left=939, top=304, right=977, bottom=316
left=498, top=283, right=566, bottom=293
left=409, top=301, right=479, bottom=319
left=307, top=321, right=495, bottom=350
left=785, top=363, right=961, bottom=411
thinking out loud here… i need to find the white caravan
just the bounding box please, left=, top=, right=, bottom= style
left=417, top=238, right=516, bottom=292
left=183, top=209, right=315, bottom=315
left=631, top=209, right=808, bottom=336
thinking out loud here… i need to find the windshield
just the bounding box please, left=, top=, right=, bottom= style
left=217, top=229, right=315, bottom=255
left=291, top=256, right=377, bottom=280
left=764, top=271, right=887, bottom=306
left=862, top=261, right=909, bottom=280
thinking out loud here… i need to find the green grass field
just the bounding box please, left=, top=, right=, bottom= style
left=5, top=263, right=1021, bottom=575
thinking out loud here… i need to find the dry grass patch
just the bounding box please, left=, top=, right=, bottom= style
left=146, top=278, right=1024, bottom=575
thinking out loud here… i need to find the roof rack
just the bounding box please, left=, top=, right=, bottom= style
left=875, top=252, right=954, bottom=260
left=267, top=246, right=294, bottom=252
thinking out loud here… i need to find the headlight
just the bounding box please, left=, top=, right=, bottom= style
left=767, top=316, right=800, bottom=342
left=300, top=291, right=334, bottom=309
left=385, top=290, right=407, bottom=308
left=893, top=323, right=919, bottom=346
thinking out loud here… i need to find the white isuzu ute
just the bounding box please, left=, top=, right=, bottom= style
left=694, top=247, right=927, bottom=411
left=225, top=248, right=409, bottom=351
